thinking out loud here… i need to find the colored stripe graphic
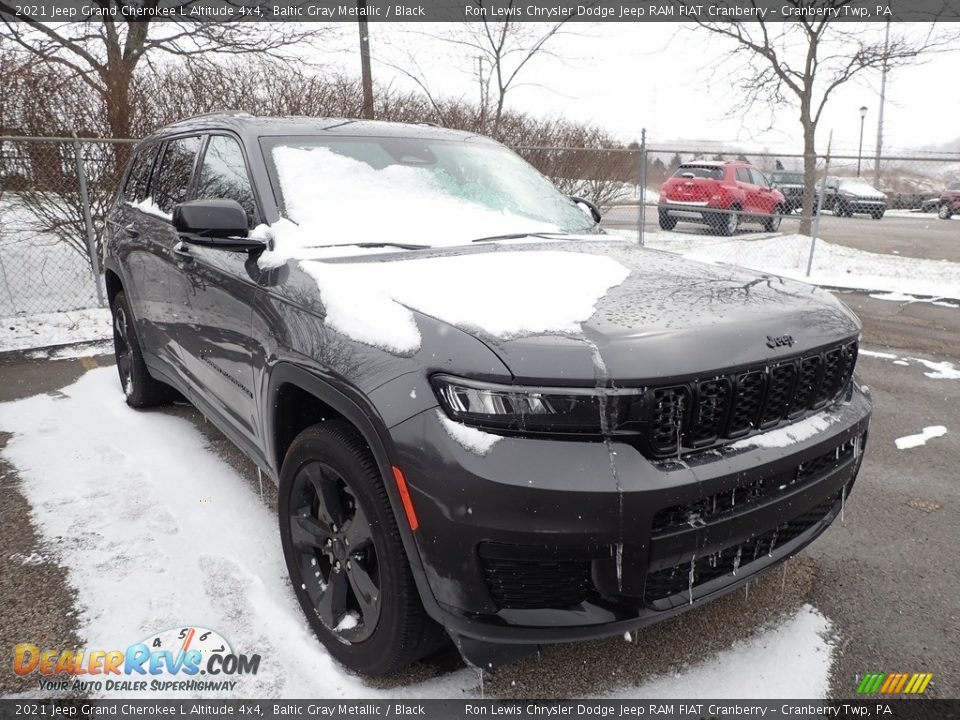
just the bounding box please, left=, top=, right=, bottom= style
left=858, top=672, right=932, bottom=694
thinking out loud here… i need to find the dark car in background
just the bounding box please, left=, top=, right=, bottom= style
left=658, top=161, right=786, bottom=235
left=816, top=177, right=887, bottom=219
left=938, top=181, right=960, bottom=219
left=770, top=171, right=806, bottom=213
left=104, top=113, right=871, bottom=675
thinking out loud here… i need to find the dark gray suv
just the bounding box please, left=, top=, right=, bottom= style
left=104, top=113, right=871, bottom=675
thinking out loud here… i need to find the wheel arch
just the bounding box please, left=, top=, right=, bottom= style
left=104, top=267, right=124, bottom=309
left=264, top=362, right=446, bottom=623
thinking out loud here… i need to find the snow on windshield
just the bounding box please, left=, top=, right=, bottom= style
left=300, top=250, right=631, bottom=354
left=264, top=145, right=567, bottom=262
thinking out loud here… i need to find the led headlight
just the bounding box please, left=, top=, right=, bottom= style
left=432, top=374, right=643, bottom=434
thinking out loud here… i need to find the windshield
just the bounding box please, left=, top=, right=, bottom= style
left=772, top=173, right=803, bottom=184
left=674, top=165, right=723, bottom=180
left=260, top=135, right=595, bottom=249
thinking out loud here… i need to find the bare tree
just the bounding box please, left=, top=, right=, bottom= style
left=0, top=11, right=336, bottom=143
left=380, top=7, right=574, bottom=138
left=685, top=8, right=953, bottom=232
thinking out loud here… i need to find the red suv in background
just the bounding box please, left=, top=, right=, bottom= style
left=938, top=181, right=960, bottom=220
left=659, top=162, right=786, bottom=235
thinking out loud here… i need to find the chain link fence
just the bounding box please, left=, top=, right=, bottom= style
left=1, top=136, right=958, bottom=331
left=0, top=136, right=136, bottom=319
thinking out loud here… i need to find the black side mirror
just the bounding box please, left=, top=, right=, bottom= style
left=172, top=199, right=265, bottom=253
left=570, top=196, right=602, bottom=224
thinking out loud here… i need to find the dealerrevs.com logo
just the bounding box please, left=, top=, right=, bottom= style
left=13, top=626, right=260, bottom=693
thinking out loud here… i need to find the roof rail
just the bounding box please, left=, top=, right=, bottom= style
left=173, top=110, right=254, bottom=123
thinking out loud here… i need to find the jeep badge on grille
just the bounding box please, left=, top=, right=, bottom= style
left=766, top=334, right=795, bottom=348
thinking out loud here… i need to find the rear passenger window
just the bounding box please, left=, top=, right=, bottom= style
left=736, top=168, right=752, bottom=184
left=151, top=136, right=203, bottom=215
left=195, top=135, right=257, bottom=227
left=123, top=145, right=158, bottom=203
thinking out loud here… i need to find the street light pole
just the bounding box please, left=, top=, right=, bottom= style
left=857, top=106, right=868, bottom=177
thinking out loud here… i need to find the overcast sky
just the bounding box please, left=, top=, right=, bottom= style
left=312, top=22, right=959, bottom=156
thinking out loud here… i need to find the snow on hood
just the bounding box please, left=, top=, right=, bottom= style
left=299, top=250, right=631, bottom=354
left=259, top=145, right=564, bottom=266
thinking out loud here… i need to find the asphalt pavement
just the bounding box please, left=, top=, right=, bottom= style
left=0, top=292, right=957, bottom=698
left=604, top=205, right=960, bottom=264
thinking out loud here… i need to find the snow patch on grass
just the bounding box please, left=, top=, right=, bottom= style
left=604, top=604, right=834, bottom=699
left=895, top=426, right=947, bottom=450
left=0, top=308, right=112, bottom=352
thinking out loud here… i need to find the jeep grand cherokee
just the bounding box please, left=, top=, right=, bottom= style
left=104, top=113, right=871, bottom=675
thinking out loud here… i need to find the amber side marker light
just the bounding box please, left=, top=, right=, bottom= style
left=392, top=466, right=419, bottom=531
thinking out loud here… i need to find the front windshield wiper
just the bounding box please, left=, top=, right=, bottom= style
left=470, top=231, right=572, bottom=244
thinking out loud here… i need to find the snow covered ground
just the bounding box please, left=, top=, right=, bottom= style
left=0, top=307, right=111, bottom=353
left=638, top=232, right=960, bottom=299
left=0, top=367, right=837, bottom=699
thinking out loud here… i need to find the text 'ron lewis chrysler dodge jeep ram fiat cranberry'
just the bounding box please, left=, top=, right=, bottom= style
left=104, top=113, right=870, bottom=675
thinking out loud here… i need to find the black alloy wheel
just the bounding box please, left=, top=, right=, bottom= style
left=278, top=421, right=447, bottom=675
left=289, top=459, right=382, bottom=643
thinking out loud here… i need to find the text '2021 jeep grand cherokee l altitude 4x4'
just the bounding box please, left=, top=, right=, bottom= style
left=104, top=113, right=871, bottom=675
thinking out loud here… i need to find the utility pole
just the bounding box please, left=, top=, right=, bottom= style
left=873, top=19, right=890, bottom=188
left=357, top=0, right=374, bottom=120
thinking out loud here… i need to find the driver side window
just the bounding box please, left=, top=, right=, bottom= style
left=195, top=135, right=258, bottom=228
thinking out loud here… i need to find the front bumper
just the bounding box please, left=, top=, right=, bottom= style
left=845, top=199, right=887, bottom=213
left=389, top=386, right=870, bottom=645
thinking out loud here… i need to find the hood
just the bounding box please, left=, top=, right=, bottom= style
left=289, top=238, right=860, bottom=384
left=419, top=240, right=858, bottom=384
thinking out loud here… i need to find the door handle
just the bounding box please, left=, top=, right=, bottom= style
left=124, top=224, right=140, bottom=239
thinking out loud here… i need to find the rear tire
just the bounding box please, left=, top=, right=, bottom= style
left=111, top=291, right=176, bottom=408
left=658, top=210, right=677, bottom=231
left=836, top=201, right=852, bottom=218
left=871, top=209, right=885, bottom=220
left=940, top=203, right=953, bottom=220
left=718, top=206, right=741, bottom=236
left=278, top=421, right=447, bottom=675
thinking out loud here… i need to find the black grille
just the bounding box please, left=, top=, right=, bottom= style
left=729, top=371, right=766, bottom=436
left=479, top=545, right=596, bottom=610
left=645, top=340, right=857, bottom=457
left=690, top=379, right=731, bottom=445
left=651, top=438, right=857, bottom=535
left=761, top=364, right=797, bottom=427
left=649, top=386, right=690, bottom=455
left=644, top=495, right=839, bottom=603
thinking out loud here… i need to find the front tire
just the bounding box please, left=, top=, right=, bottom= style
left=763, top=205, right=783, bottom=232
left=940, top=203, right=953, bottom=220
left=278, top=421, right=446, bottom=675
left=111, top=291, right=176, bottom=408
left=871, top=209, right=885, bottom=220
